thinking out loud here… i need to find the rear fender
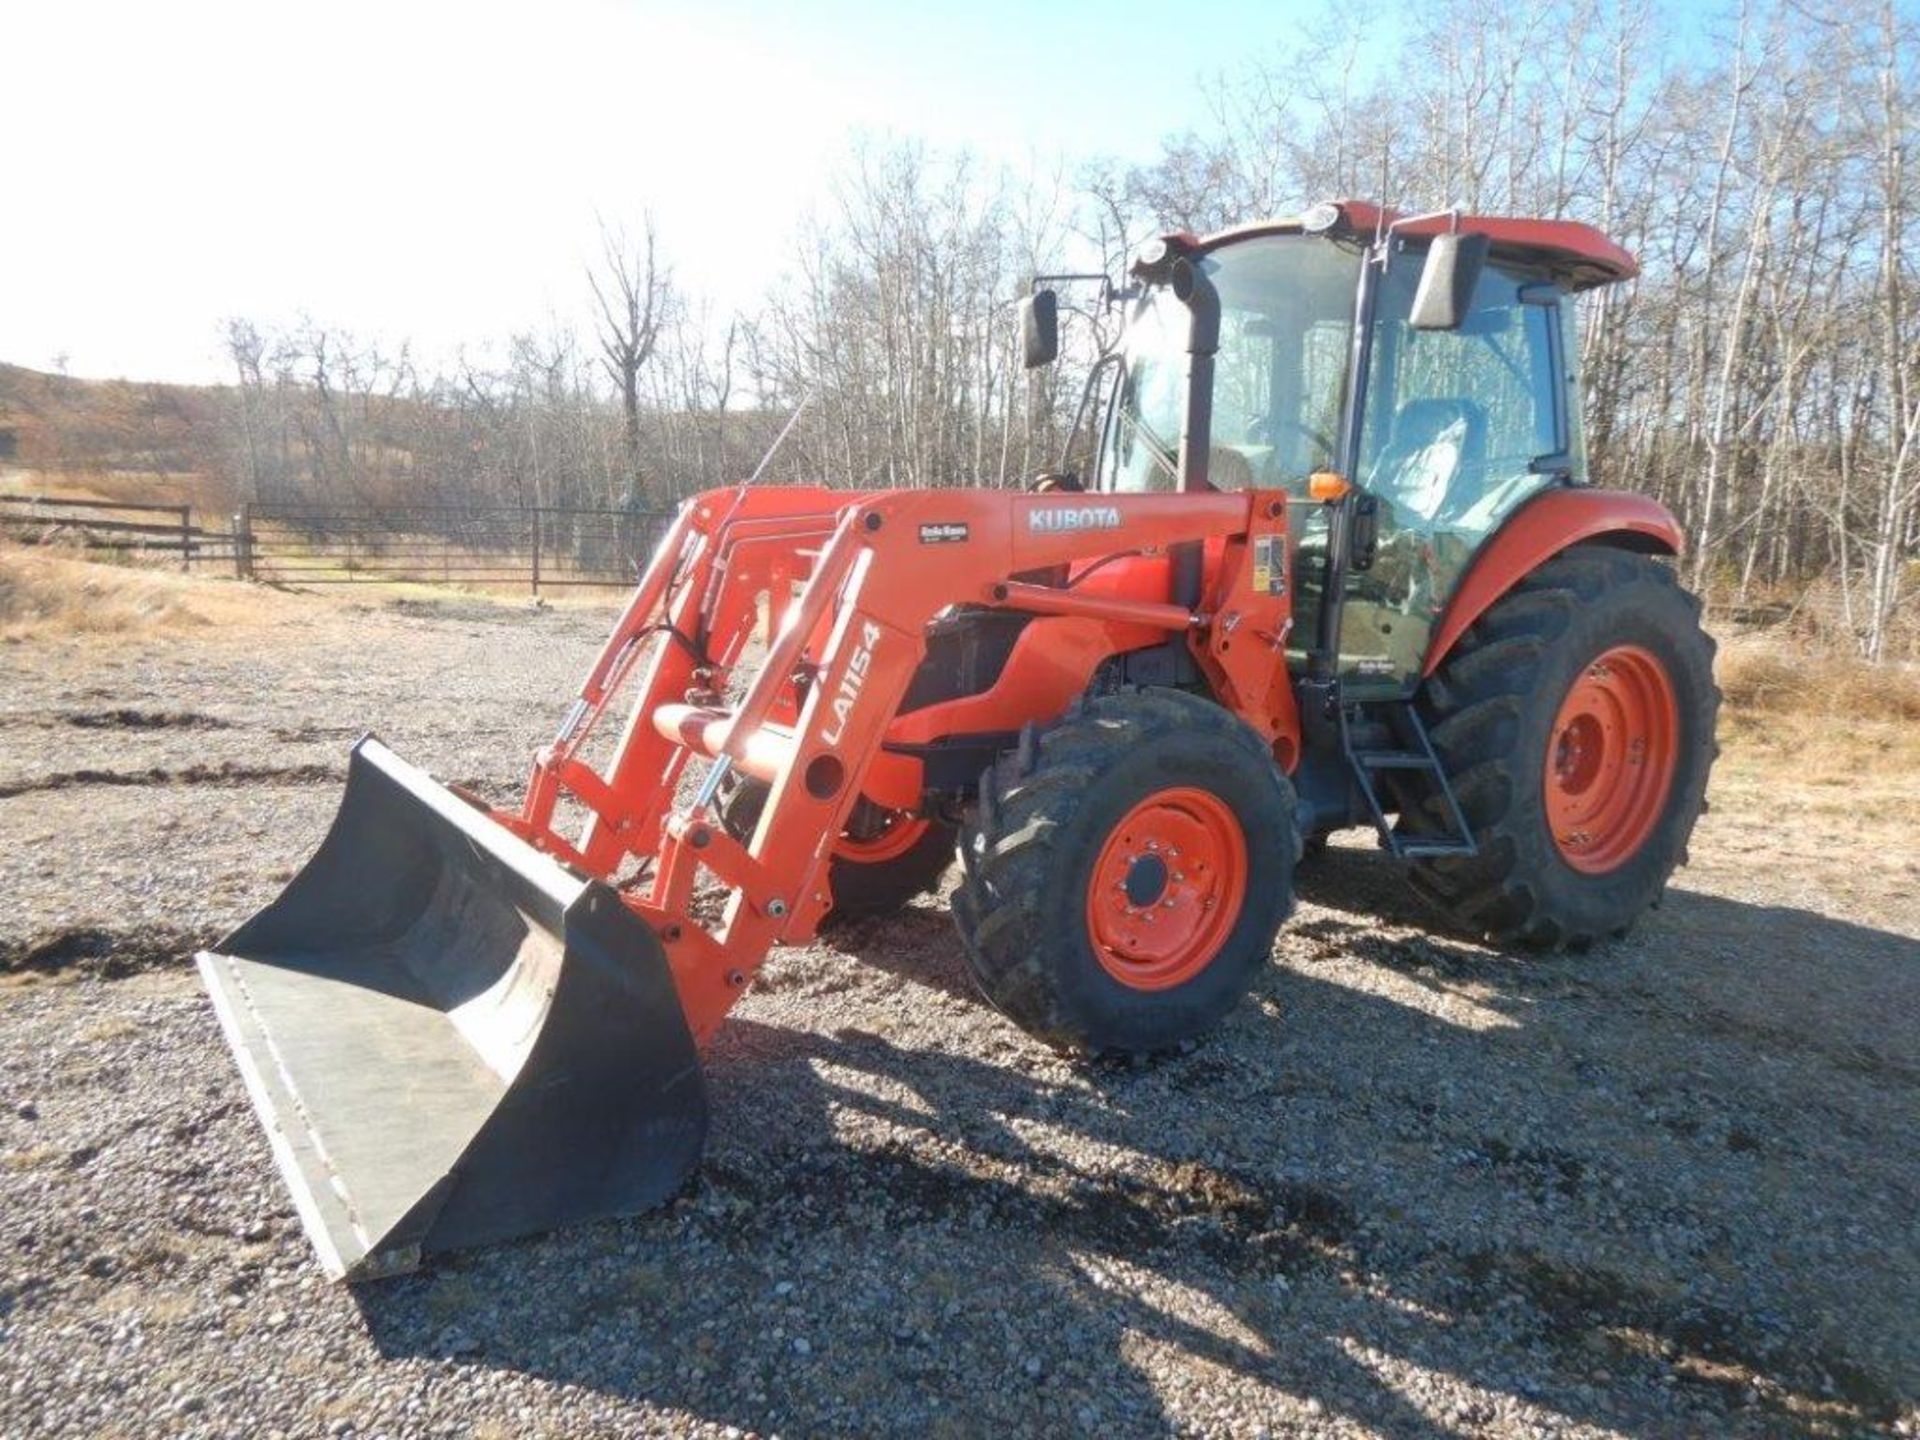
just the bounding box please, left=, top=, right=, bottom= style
left=1421, top=489, right=1682, bottom=677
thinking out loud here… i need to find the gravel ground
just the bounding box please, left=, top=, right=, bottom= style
left=1, top=584, right=1915, bottom=1439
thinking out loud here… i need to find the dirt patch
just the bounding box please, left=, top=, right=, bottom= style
left=0, top=761, right=340, bottom=800
left=0, top=924, right=222, bottom=979
left=0, top=709, right=234, bottom=731
left=62, top=709, right=233, bottom=731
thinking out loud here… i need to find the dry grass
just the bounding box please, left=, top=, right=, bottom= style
left=0, top=466, right=215, bottom=509
left=95, top=1284, right=200, bottom=1327
left=1717, top=634, right=1920, bottom=724
left=0, top=543, right=263, bottom=642
left=0, top=541, right=599, bottom=644
left=1713, top=633, right=1920, bottom=836
left=3, top=1145, right=63, bottom=1171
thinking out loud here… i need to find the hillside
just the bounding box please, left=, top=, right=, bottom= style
left=0, top=363, right=236, bottom=506
left=0, top=357, right=766, bottom=518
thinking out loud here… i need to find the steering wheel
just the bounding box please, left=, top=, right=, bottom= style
left=1246, top=414, right=1335, bottom=465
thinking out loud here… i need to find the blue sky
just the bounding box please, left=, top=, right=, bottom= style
left=5, top=0, right=1361, bottom=385
left=674, top=0, right=1344, bottom=162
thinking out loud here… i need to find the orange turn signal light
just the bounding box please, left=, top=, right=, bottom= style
left=1308, top=471, right=1351, bottom=502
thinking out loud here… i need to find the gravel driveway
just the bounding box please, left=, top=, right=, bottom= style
left=1, top=587, right=1915, bottom=1438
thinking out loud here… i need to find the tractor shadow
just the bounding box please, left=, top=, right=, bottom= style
left=825, top=893, right=982, bottom=1004
left=353, top=857, right=1917, bottom=1438
left=1294, top=836, right=1470, bottom=932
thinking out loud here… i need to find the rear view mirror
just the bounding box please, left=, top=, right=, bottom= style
left=1409, top=232, right=1491, bottom=331
left=1020, top=288, right=1059, bottom=369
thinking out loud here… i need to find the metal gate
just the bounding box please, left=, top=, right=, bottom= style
left=236, top=503, right=674, bottom=592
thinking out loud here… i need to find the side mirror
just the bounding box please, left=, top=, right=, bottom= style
left=1169, top=256, right=1221, bottom=355
left=1409, top=232, right=1491, bottom=331
left=1020, top=288, right=1059, bottom=369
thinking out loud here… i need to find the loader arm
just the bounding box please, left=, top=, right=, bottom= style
left=505, top=484, right=1298, bottom=1042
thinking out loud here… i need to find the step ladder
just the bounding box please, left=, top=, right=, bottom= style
left=1339, top=701, right=1477, bottom=860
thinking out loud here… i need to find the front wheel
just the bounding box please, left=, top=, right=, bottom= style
left=1405, top=546, right=1719, bottom=946
left=953, top=688, right=1297, bottom=1055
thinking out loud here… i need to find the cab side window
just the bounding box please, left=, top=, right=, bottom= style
left=1362, top=261, right=1559, bottom=528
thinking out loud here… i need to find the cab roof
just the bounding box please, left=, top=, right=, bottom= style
left=1166, top=199, right=1638, bottom=291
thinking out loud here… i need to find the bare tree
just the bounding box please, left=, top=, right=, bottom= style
left=189, top=0, right=1916, bottom=661
left=588, top=213, right=671, bottom=507
left=1108, top=0, right=1920, bottom=660
left=746, top=142, right=1080, bottom=495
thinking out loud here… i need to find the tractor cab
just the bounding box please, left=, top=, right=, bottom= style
left=1039, top=200, right=1635, bottom=701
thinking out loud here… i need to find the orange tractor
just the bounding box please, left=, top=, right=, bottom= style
left=199, top=200, right=1717, bottom=1279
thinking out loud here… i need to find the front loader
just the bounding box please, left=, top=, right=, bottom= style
left=200, top=199, right=1718, bottom=1279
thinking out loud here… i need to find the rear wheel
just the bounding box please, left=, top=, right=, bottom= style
left=718, top=781, right=956, bottom=921
left=953, top=689, right=1296, bottom=1055
left=1406, top=546, right=1718, bottom=946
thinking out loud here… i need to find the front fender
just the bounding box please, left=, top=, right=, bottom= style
left=1421, top=488, right=1682, bottom=677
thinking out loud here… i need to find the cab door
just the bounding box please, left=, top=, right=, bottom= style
left=1337, top=250, right=1574, bottom=699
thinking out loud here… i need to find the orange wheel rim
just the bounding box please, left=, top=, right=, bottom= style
left=1544, top=644, right=1679, bottom=874
left=834, top=813, right=930, bottom=864
left=1086, top=787, right=1248, bottom=991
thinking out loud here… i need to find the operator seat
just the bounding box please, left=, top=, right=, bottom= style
left=1206, top=446, right=1256, bottom=492
left=1368, top=398, right=1485, bottom=522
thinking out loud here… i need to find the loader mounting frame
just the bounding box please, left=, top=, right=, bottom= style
left=492, top=484, right=1299, bottom=1042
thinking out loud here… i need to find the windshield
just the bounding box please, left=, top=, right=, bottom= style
left=1100, top=235, right=1362, bottom=494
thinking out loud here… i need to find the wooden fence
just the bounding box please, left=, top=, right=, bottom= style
left=0, top=494, right=212, bottom=568
left=1, top=494, right=674, bottom=594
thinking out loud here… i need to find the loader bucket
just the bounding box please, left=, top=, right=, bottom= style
left=196, top=737, right=708, bottom=1281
